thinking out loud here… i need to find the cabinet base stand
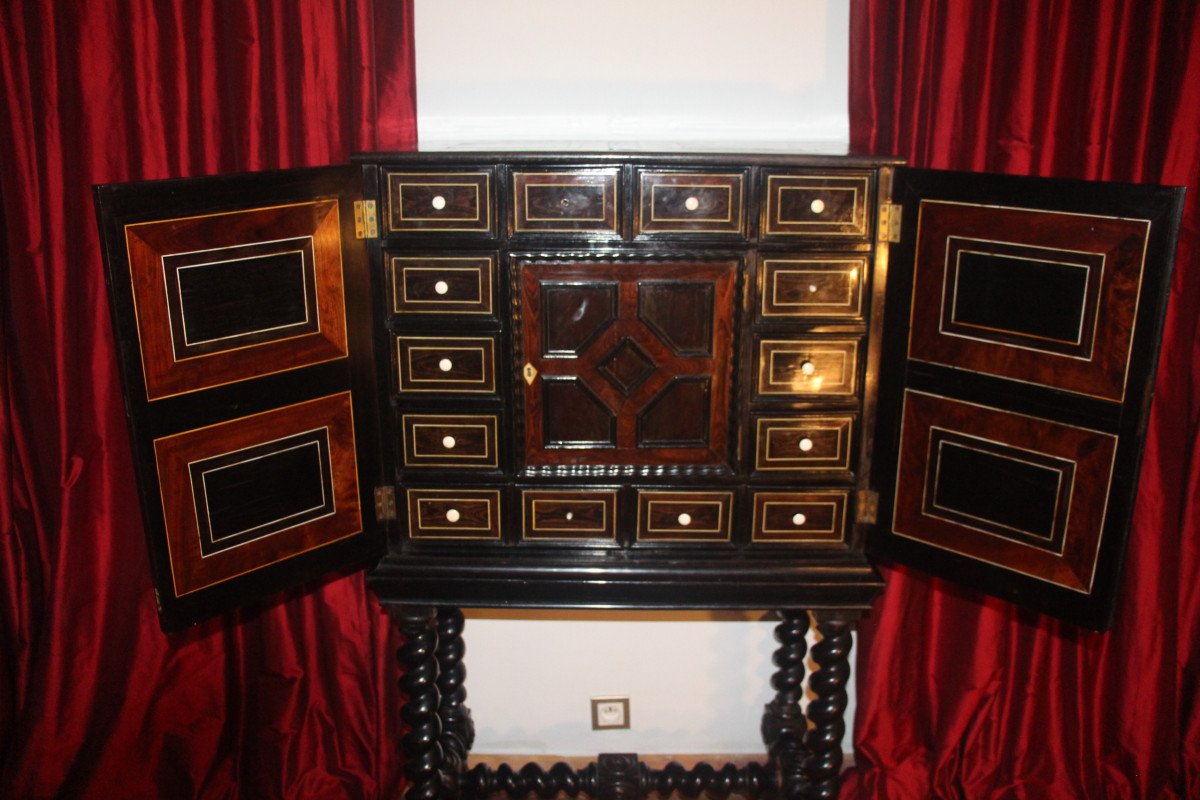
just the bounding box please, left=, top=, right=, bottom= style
left=387, top=607, right=853, bottom=800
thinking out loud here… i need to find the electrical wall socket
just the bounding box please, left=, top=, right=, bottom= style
left=590, top=696, right=630, bottom=730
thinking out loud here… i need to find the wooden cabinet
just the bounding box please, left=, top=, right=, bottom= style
left=95, top=152, right=1182, bottom=632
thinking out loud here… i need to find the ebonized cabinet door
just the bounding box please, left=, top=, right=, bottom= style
left=871, top=168, right=1184, bottom=629
left=95, top=167, right=384, bottom=630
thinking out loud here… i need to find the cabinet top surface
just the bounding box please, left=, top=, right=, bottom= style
left=353, top=148, right=905, bottom=168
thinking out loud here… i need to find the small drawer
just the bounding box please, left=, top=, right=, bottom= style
left=636, top=171, right=745, bottom=235
left=401, top=414, right=499, bottom=468
left=636, top=490, right=733, bottom=542
left=521, top=489, right=618, bottom=542
left=762, top=172, right=871, bottom=239
left=759, top=256, right=867, bottom=320
left=757, top=338, right=860, bottom=398
left=391, top=255, right=495, bottom=316
left=406, top=488, right=502, bottom=540
left=386, top=171, right=493, bottom=234
left=754, top=415, right=855, bottom=472
left=751, top=490, right=849, bottom=543
left=396, top=336, right=496, bottom=395
left=512, top=169, right=620, bottom=235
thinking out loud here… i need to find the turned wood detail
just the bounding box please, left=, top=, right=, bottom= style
left=761, top=610, right=811, bottom=800
left=801, top=619, right=853, bottom=800
left=394, top=607, right=849, bottom=800
left=436, top=606, right=476, bottom=787
left=394, top=606, right=446, bottom=800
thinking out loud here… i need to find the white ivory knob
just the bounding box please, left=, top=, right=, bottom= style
left=799, top=437, right=814, bottom=452
left=800, top=360, right=816, bottom=376
left=442, top=435, right=456, bottom=449
left=445, top=508, right=461, bottom=523
left=678, top=513, right=692, bottom=526
left=684, top=196, right=700, bottom=211
left=810, top=198, right=826, bottom=214
left=438, top=358, right=453, bottom=372
left=808, top=283, right=819, bottom=293
left=431, top=194, right=447, bottom=210
left=434, top=280, right=449, bottom=295
left=792, top=513, right=807, bottom=526
left=565, top=511, right=574, bottom=521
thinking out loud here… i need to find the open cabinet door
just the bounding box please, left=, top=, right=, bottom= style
left=95, top=167, right=385, bottom=630
left=870, top=168, right=1184, bottom=629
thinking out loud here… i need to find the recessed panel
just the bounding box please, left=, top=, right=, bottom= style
left=402, top=414, right=499, bottom=468
left=638, top=281, right=715, bottom=356
left=751, top=491, right=848, bottom=544
left=396, top=336, right=496, bottom=395
left=893, top=390, right=1117, bottom=593
left=391, top=255, right=495, bottom=316
left=152, top=392, right=361, bottom=597
left=407, top=488, right=502, bottom=540
left=753, top=415, right=854, bottom=472
left=512, top=169, right=620, bottom=234
left=522, top=489, right=618, bottom=542
left=636, top=171, right=745, bottom=235
left=386, top=171, right=493, bottom=233
left=637, top=377, right=711, bottom=447
left=541, top=283, right=618, bottom=356
left=909, top=200, right=1151, bottom=401
left=760, top=257, right=866, bottom=319
left=756, top=339, right=859, bottom=397
left=542, top=378, right=617, bottom=448
left=636, top=491, right=733, bottom=543
left=124, top=201, right=349, bottom=400
left=763, top=173, right=871, bottom=238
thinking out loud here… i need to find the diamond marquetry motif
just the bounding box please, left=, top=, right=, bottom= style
left=596, top=337, right=657, bottom=395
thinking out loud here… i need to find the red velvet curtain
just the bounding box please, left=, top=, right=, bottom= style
left=0, top=1, right=417, bottom=797
left=845, top=1, right=1200, bottom=797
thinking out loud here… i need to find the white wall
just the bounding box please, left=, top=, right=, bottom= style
left=414, top=0, right=854, bottom=756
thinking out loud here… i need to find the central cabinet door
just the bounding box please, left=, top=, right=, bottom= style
left=516, top=259, right=738, bottom=468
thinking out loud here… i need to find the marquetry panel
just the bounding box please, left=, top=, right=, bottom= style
left=518, top=260, right=737, bottom=467
left=390, top=255, right=495, bottom=316
left=406, top=488, right=502, bottom=540
left=512, top=169, right=620, bottom=235
left=152, top=392, right=361, bottom=597
left=751, top=490, right=849, bottom=543
left=521, top=489, right=618, bottom=542
left=401, top=413, right=499, bottom=469
left=396, top=336, right=497, bottom=395
left=635, top=171, right=746, bottom=235
left=636, top=491, right=733, bottom=543
left=892, top=390, right=1118, bottom=593
left=386, top=171, right=493, bottom=234
left=762, top=172, right=871, bottom=239
left=124, top=200, right=349, bottom=400
left=756, top=338, right=860, bottom=398
left=907, top=200, right=1152, bottom=401
left=753, top=415, right=854, bottom=472
left=759, top=256, right=867, bottom=320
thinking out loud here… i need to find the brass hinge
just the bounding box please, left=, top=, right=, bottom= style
left=374, top=485, right=397, bottom=521
left=354, top=199, right=379, bottom=239
left=877, top=202, right=902, bottom=243
left=856, top=489, right=880, bottom=525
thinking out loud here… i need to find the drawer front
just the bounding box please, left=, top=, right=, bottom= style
left=386, top=171, right=493, bottom=234
left=636, top=171, right=745, bottom=235
left=754, top=415, right=854, bottom=471
left=759, top=256, right=867, bottom=320
left=401, top=414, right=499, bottom=468
left=512, top=169, right=620, bottom=235
left=521, top=489, right=618, bottom=542
left=751, top=490, right=849, bottom=543
left=407, top=488, right=502, bottom=540
left=762, top=172, right=871, bottom=239
left=636, top=490, right=733, bottom=542
left=391, top=255, right=495, bottom=316
left=756, top=338, right=860, bottom=398
left=396, top=336, right=496, bottom=394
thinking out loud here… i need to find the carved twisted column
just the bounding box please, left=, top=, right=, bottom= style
left=394, top=606, right=445, bottom=800
left=801, top=619, right=852, bottom=800
left=760, top=610, right=811, bottom=800
left=435, top=606, right=475, bottom=792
